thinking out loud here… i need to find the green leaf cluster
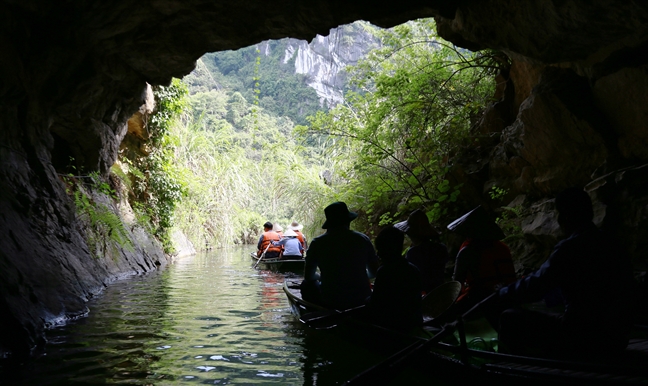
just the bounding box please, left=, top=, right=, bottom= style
left=302, top=19, right=502, bottom=230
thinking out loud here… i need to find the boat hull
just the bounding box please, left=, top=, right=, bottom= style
left=250, top=252, right=305, bottom=274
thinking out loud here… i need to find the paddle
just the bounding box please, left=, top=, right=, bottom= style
left=299, top=305, right=367, bottom=329
left=254, top=243, right=271, bottom=268
left=342, top=292, right=497, bottom=386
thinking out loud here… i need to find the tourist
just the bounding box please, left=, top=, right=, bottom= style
left=287, top=221, right=308, bottom=251
left=303, top=202, right=379, bottom=309
left=367, top=226, right=423, bottom=331
left=494, top=187, right=635, bottom=356
left=449, top=206, right=517, bottom=307
left=395, top=209, right=449, bottom=294
left=272, top=229, right=304, bottom=260
left=257, top=221, right=282, bottom=259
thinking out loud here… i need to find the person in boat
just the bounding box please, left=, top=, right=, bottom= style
left=395, top=209, right=449, bottom=295
left=287, top=221, right=308, bottom=251
left=367, top=226, right=423, bottom=331
left=448, top=206, right=517, bottom=309
left=273, top=223, right=284, bottom=238
left=493, top=187, right=635, bottom=357
left=271, top=229, right=304, bottom=260
left=257, top=221, right=282, bottom=259
left=302, top=202, right=379, bottom=310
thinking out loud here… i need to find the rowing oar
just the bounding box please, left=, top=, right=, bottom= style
left=254, top=244, right=271, bottom=269
left=299, top=304, right=366, bottom=330
left=342, top=292, right=497, bottom=386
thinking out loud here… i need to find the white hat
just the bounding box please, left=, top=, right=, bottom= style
left=287, top=221, right=304, bottom=231
left=273, top=223, right=284, bottom=232
left=283, top=229, right=297, bottom=237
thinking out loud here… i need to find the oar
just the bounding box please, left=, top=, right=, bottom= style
left=342, top=293, right=497, bottom=386
left=299, top=305, right=366, bottom=329
left=254, top=244, right=271, bottom=268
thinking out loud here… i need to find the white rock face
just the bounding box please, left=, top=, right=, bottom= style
left=277, top=22, right=380, bottom=108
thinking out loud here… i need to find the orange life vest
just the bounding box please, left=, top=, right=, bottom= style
left=295, top=230, right=306, bottom=253
left=460, top=239, right=516, bottom=296
left=259, top=231, right=282, bottom=256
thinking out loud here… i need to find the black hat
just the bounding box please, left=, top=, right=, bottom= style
left=322, top=202, right=358, bottom=229
left=446, top=206, right=505, bottom=240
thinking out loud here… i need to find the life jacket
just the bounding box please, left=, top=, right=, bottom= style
left=459, top=239, right=516, bottom=298
left=295, top=231, right=306, bottom=254
left=259, top=231, right=282, bottom=256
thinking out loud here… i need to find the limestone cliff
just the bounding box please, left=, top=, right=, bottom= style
left=274, top=22, right=379, bottom=107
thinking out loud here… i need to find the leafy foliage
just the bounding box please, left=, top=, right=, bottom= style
left=116, top=79, right=189, bottom=253
left=301, top=18, right=502, bottom=231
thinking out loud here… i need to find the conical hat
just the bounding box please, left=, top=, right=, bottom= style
left=394, top=209, right=434, bottom=238
left=447, top=206, right=505, bottom=240
left=283, top=229, right=297, bottom=237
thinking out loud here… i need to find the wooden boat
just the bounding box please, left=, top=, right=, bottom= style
left=422, top=321, right=648, bottom=386
left=250, top=252, right=305, bottom=274
left=343, top=304, right=648, bottom=386
left=284, top=280, right=648, bottom=385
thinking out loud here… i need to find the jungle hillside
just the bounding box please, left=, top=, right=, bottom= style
left=123, top=19, right=503, bottom=251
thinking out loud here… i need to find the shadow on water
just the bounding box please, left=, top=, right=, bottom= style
left=0, top=247, right=451, bottom=385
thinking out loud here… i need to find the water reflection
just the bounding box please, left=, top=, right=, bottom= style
left=0, top=247, right=447, bottom=385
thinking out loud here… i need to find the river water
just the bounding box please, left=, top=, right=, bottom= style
left=1, top=247, right=448, bottom=385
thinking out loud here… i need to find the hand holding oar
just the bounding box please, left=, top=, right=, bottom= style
left=342, top=292, right=498, bottom=386
left=254, top=244, right=271, bottom=268
left=299, top=305, right=366, bottom=330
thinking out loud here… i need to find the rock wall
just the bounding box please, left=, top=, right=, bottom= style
left=440, top=1, right=648, bottom=274
left=2, top=0, right=648, bottom=357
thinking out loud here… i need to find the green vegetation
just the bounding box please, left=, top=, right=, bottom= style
left=114, top=79, right=189, bottom=253
left=63, top=171, right=133, bottom=259
left=124, top=18, right=503, bottom=250
left=184, top=40, right=325, bottom=126
left=300, top=19, right=502, bottom=234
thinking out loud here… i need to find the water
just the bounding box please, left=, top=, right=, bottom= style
left=1, top=247, right=446, bottom=385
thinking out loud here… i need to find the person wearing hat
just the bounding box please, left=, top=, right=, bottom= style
left=395, top=209, right=449, bottom=294
left=302, top=202, right=379, bottom=309
left=287, top=221, right=308, bottom=251
left=257, top=221, right=282, bottom=259
left=447, top=206, right=516, bottom=306
left=367, top=226, right=423, bottom=331
left=271, top=229, right=304, bottom=260
left=273, top=223, right=284, bottom=238
left=493, top=187, right=634, bottom=356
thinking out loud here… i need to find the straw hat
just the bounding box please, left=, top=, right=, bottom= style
left=322, top=202, right=358, bottom=229
left=394, top=209, right=434, bottom=238
left=273, top=223, right=284, bottom=232
left=287, top=221, right=304, bottom=231
left=446, top=206, right=505, bottom=240
left=283, top=229, right=298, bottom=237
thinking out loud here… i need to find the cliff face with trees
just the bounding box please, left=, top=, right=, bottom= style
left=1, top=0, right=648, bottom=358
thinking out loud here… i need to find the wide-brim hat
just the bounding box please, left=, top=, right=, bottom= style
left=447, top=206, right=505, bottom=240
left=394, top=209, right=434, bottom=238
left=283, top=229, right=297, bottom=237
left=273, top=223, right=284, bottom=232
left=287, top=221, right=304, bottom=231
left=322, top=202, right=358, bottom=229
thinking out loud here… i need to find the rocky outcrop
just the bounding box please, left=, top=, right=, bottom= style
left=2, top=0, right=648, bottom=358
left=277, top=22, right=380, bottom=107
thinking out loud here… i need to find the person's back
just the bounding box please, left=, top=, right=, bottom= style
left=406, top=239, right=448, bottom=294
left=369, top=226, right=423, bottom=331
left=395, top=209, right=449, bottom=294
left=258, top=221, right=282, bottom=259
left=303, top=202, right=378, bottom=310
left=497, top=188, right=635, bottom=356
left=307, top=228, right=376, bottom=309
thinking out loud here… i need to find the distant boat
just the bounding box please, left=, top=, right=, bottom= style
left=250, top=252, right=305, bottom=274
